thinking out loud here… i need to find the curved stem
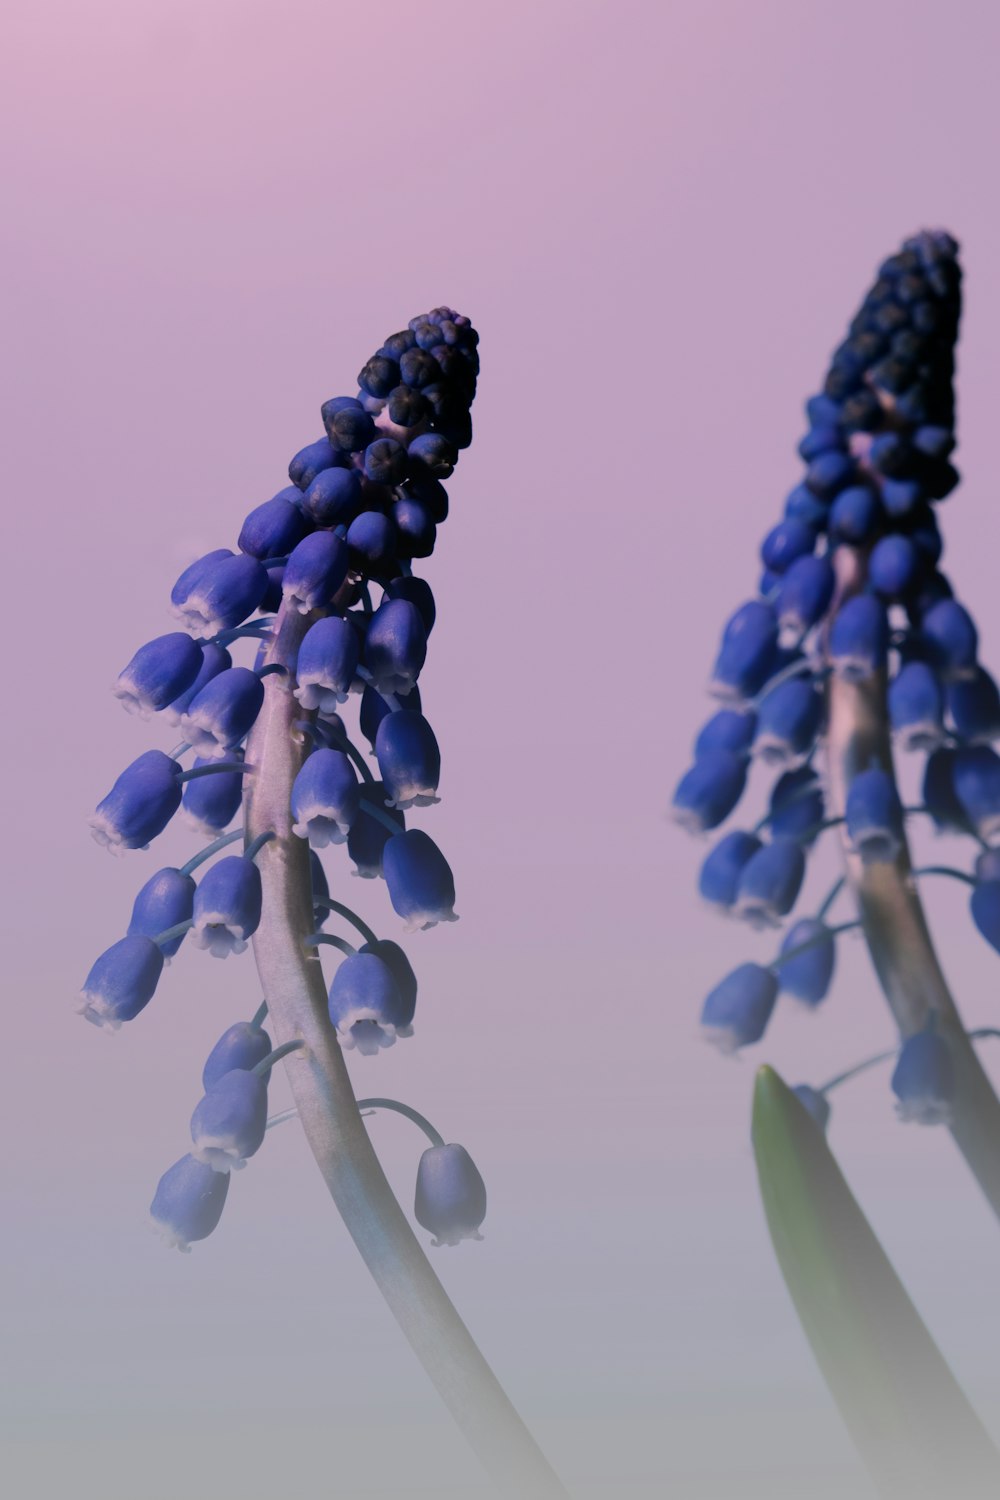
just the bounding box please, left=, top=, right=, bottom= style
left=313, top=897, right=379, bottom=948
left=823, top=546, right=1000, bottom=1219
left=243, top=602, right=568, bottom=1498
left=355, top=1097, right=446, bottom=1149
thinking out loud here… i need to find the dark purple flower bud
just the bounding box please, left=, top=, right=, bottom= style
left=753, top=678, right=823, bottom=768
left=734, top=839, right=806, bottom=928
left=385, top=576, right=436, bottom=636
left=698, top=830, right=762, bottom=912
left=301, top=466, right=363, bottom=527
left=693, top=708, right=756, bottom=759
left=950, top=746, right=1000, bottom=844
left=289, top=436, right=341, bottom=490
left=346, top=510, right=398, bottom=580
left=805, top=451, right=854, bottom=499
left=192, top=856, right=263, bottom=958
left=671, top=751, right=748, bottom=834
left=767, top=765, right=824, bottom=844
left=150, top=1154, right=230, bottom=1250
left=760, top=520, right=815, bottom=575
left=913, top=425, right=955, bottom=459
left=182, top=750, right=246, bottom=834
left=290, top=748, right=360, bottom=847
left=328, top=951, right=410, bottom=1053
left=114, top=633, right=204, bottom=717
left=404, top=471, right=449, bottom=523
left=880, top=477, right=925, bottom=518
left=846, top=767, right=905, bottom=864
left=891, top=1028, right=955, bottom=1125
left=889, top=660, right=945, bottom=751
left=357, top=354, right=401, bottom=399
left=77, top=935, right=164, bottom=1031
left=128, top=866, right=196, bottom=960
left=360, top=681, right=421, bottom=748
left=921, top=599, right=978, bottom=681
left=776, top=918, right=835, bottom=1005
left=383, top=828, right=458, bottom=931
left=90, top=749, right=182, bottom=852
left=392, top=499, right=437, bottom=559
left=414, top=1144, right=487, bottom=1247
left=797, top=426, right=843, bottom=462
left=700, top=963, right=778, bottom=1054
left=348, top=782, right=404, bottom=877
left=323, top=401, right=376, bottom=453
left=375, top=710, right=441, bottom=809
left=170, top=550, right=268, bottom=637
left=181, top=667, right=264, bottom=759
left=202, top=1022, right=273, bottom=1090
left=784, top=483, right=830, bottom=530
left=364, top=438, right=407, bottom=486
left=238, top=495, right=309, bottom=560
left=294, top=616, right=361, bottom=712
left=922, top=747, right=968, bottom=833
left=282, top=532, right=349, bottom=615
left=407, top=432, right=456, bottom=478
left=868, top=535, right=923, bottom=599
left=710, top=601, right=779, bottom=702
left=828, top=595, right=889, bottom=681
left=364, top=598, right=427, bottom=697
left=948, top=667, right=1000, bottom=744
left=775, top=556, right=835, bottom=642
left=386, top=385, right=429, bottom=427
left=190, top=1069, right=269, bottom=1171
left=163, top=642, right=232, bottom=724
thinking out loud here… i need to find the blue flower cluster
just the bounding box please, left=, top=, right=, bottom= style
left=82, top=308, right=487, bottom=1251
left=673, top=232, right=1000, bottom=1128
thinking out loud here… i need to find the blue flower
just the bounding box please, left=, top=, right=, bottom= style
left=237, top=493, right=309, bottom=560
left=868, top=535, right=923, bottom=599
left=845, top=767, right=905, bottom=864
left=375, top=710, right=442, bottom=809
left=363, top=598, right=428, bottom=696
left=828, top=594, right=889, bottom=681
left=733, top=839, right=806, bottom=928
left=89, top=749, right=182, bottom=852
left=383, top=828, right=458, bottom=931
left=700, top=963, right=779, bottom=1054
left=709, top=601, right=779, bottom=702
left=891, top=1027, right=955, bottom=1125
left=775, top=556, right=835, bottom=642
left=180, top=667, right=265, bottom=759
left=791, top=1085, right=831, bottom=1131
left=182, top=751, right=246, bottom=834
left=767, top=765, right=824, bottom=844
left=407, top=431, right=456, bottom=478
left=290, top=749, right=360, bottom=847
left=360, top=681, right=422, bottom=749
left=950, top=745, right=1000, bottom=844
left=347, top=783, right=404, bottom=878
left=127, top=866, right=196, bottom=960
left=752, top=678, right=823, bottom=768
left=77, top=935, right=164, bottom=1031
left=346, top=510, right=398, bottom=579
left=364, top=438, right=408, bottom=486
left=776, top=918, right=835, bottom=1005
left=293, top=617, right=362, bottom=712
left=322, top=400, right=377, bottom=454
left=922, top=747, right=969, bottom=833
left=328, top=950, right=411, bottom=1053
left=289, top=436, right=340, bottom=489
left=693, top=708, right=756, bottom=759
left=393, top=499, right=437, bottom=559
left=282, top=532, right=349, bottom=615
left=947, top=667, right=1000, bottom=744
left=190, top=1068, right=269, bottom=1171
left=358, top=939, right=417, bottom=1029
left=192, top=856, right=263, bottom=957
left=202, top=1022, right=273, bottom=1090
left=301, top=466, right=364, bottom=527
left=760, top=519, right=816, bottom=574
left=150, top=1154, right=230, bottom=1251
left=385, top=575, right=437, bottom=635
left=671, top=750, right=748, bottom=833
left=698, top=830, right=763, bottom=912
left=888, top=660, right=945, bottom=751
left=921, top=598, right=978, bottom=680
left=113, top=633, right=204, bottom=717
left=170, top=549, right=269, bottom=637
left=828, top=485, right=883, bottom=543
left=414, top=1144, right=487, bottom=1247
left=163, top=641, right=232, bottom=724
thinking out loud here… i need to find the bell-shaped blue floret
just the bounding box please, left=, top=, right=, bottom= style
left=828, top=484, right=882, bottom=543
left=346, top=510, right=398, bottom=580
left=375, top=710, right=441, bottom=809
left=170, top=549, right=268, bottom=637
left=238, top=494, right=309, bottom=560
left=202, top=1022, right=273, bottom=1090
left=328, top=950, right=410, bottom=1053
left=180, top=667, right=264, bottom=759
left=709, top=601, right=779, bottom=702
left=363, top=598, right=428, bottom=696
left=190, top=1068, right=269, bottom=1171
left=128, top=866, right=196, bottom=960
left=700, top=962, right=778, bottom=1054
left=950, top=746, right=1000, bottom=844
left=845, top=767, right=905, bottom=864
left=693, top=708, right=756, bottom=759
left=776, top=917, right=835, bottom=1005
left=357, top=939, right=417, bottom=1028
left=182, top=750, right=245, bottom=834
left=671, top=751, right=748, bottom=834
left=768, top=765, right=824, bottom=844
left=289, top=436, right=341, bottom=489
left=791, top=1084, right=831, bottom=1130
left=301, top=465, right=363, bottom=527
left=948, top=667, right=1000, bottom=744
left=293, top=617, right=361, bottom=712
left=888, top=660, right=945, bottom=751
left=393, top=499, right=437, bottom=559
left=348, top=784, right=404, bottom=877
left=192, top=856, right=262, bottom=958
left=114, top=633, right=204, bottom=717
left=360, top=681, right=422, bottom=748
left=383, top=828, right=457, bottom=931
left=150, top=1153, right=230, bottom=1251
left=760, top=519, right=816, bottom=575
left=77, top=935, right=164, bottom=1031
left=922, top=747, right=968, bottom=833
left=868, top=535, right=923, bottom=599
left=698, top=830, right=762, bottom=912
left=775, top=555, right=835, bottom=643
left=385, top=576, right=436, bottom=636
left=828, top=594, right=889, bottom=681
left=414, top=1144, right=487, bottom=1247
left=891, top=1027, right=955, bottom=1125
left=163, top=642, right=232, bottom=724
left=290, top=748, right=360, bottom=847
left=753, top=678, right=823, bottom=768
left=921, top=598, right=978, bottom=680
left=89, top=749, right=182, bottom=852
left=282, top=532, right=349, bottom=615
left=733, top=839, right=806, bottom=929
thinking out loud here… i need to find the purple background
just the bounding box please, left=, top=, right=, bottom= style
left=5, top=2, right=1000, bottom=1496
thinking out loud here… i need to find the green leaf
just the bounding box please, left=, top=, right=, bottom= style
left=752, top=1064, right=1000, bottom=1500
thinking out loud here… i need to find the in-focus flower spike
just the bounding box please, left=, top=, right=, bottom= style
left=89, top=750, right=182, bottom=853
left=170, top=549, right=269, bottom=637
left=776, top=918, right=836, bottom=1005
left=700, top=963, right=779, bottom=1054
left=693, top=708, right=756, bottom=759
left=950, top=746, right=1000, bottom=844
left=290, top=749, right=360, bottom=847
left=752, top=678, right=823, bottom=769
left=202, top=1021, right=273, bottom=1090
left=150, top=1154, right=230, bottom=1251
left=363, top=598, right=428, bottom=697
left=698, top=830, right=763, bottom=912
left=348, top=783, right=405, bottom=877
left=775, top=555, right=835, bottom=644
left=190, top=1067, right=269, bottom=1171
left=163, top=641, right=232, bottom=724
left=888, top=660, right=945, bottom=751
left=921, top=598, right=978, bottom=680
left=237, top=493, right=309, bottom=560
left=414, top=1144, right=487, bottom=1248
left=77, top=935, right=164, bottom=1031
left=709, top=600, right=779, bottom=702
left=375, top=711, right=442, bottom=809
left=671, top=750, right=748, bottom=834
left=891, top=1022, right=956, bottom=1125
left=767, top=765, right=825, bottom=844
left=192, top=855, right=263, bottom=958
left=281, top=531, right=350, bottom=616
left=383, top=829, right=458, bottom=931
left=845, top=767, right=905, bottom=864
left=114, top=633, right=204, bottom=717
left=293, top=617, right=362, bottom=712
left=328, top=950, right=411, bottom=1054
left=828, top=594, right=889, bottom=682
left=128, top=867, right=196, bottom=960
left=947, top=667, right=1000, bottom=744
left=180, top=667, right=265, bottom=760
left=733, top=838, right=806, bottom=929
left=182, top=750, right=246, bottom=834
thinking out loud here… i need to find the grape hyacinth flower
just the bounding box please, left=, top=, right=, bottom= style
left=150, top=1154, right=231, bottom=1252
left=415, top=1143, right=488, bottom=1248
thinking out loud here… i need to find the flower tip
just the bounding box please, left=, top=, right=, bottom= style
left=75, top=993, right=121, bottom=1032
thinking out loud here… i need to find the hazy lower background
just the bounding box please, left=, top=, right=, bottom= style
left=4, top=2, right=1000, bottom=1496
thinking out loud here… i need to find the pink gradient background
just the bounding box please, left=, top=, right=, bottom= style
left=5, top=2, right=1000, bottom=1495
